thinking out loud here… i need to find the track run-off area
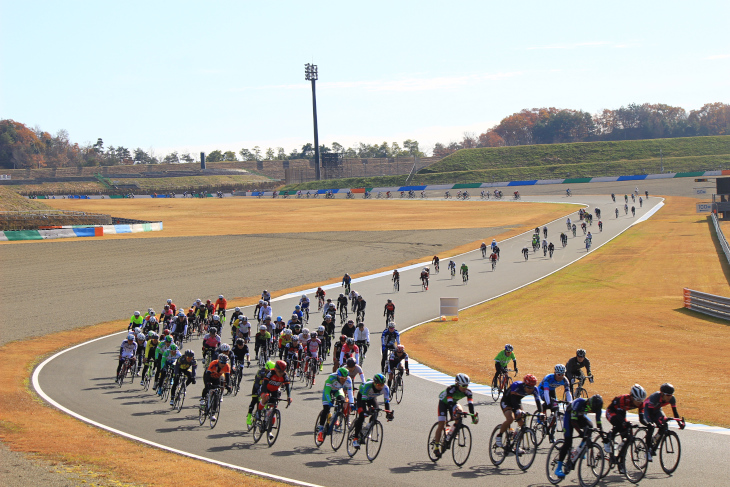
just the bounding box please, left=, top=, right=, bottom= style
left=32, top=193, right=730, bottom=487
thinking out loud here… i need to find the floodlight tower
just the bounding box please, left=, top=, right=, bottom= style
left=305, top=63, right=321, bottom=180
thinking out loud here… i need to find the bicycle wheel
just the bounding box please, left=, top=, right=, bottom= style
left=579, top=387, right=589, bottom=399
left=491, top=379, right=501, bottom=402
left=209, top=392, right=220, bottom=429
left=624, top=437, right=648, bottom=483
left=198, top=401, right=207, bottom=426
left=174, top=383, right=186, bottom=412
left=545, top=440, right=565, bottom=485
left=488, top=425, right=507, bottom=466
left=529, top=414, right=546, bottom=447
left=515, top=427, right=537, bottom=471
left=314, top=412, right=325, bottom=447
left=394, top=376, right=404, bottom=404
left=142, top=370, right=150, bottom=391
left=330, top=411, right=347, bottom=451
left=451, top=424, right=472, bottom=467
left=659, top=431, right=681, bottom=474
left=365, top=421, right=384, bottom=462
left=266, top=409, right=281, bottom=447
left=252, top=413, right=264, bottom=443
left=577, top=443, right=604, bottom=487
left=427, top=422, right=442, bottom=462
left=346, top=427, right=359, bottom=457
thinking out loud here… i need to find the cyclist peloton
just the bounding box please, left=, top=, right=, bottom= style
left=432, top=373, right=478, bottom=457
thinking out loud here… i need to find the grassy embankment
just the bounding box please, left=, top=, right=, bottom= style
left=406, top=196, right=730, bottom=428
left=0, top=186, right=55, bottom=211
left=283, top=135, right=730, bottom=191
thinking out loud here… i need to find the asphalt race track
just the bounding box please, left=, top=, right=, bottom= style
left=35, top=194, right=726, bottom=487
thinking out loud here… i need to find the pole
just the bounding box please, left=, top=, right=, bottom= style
left=660, top=149, right=664, bottom=174
left=311, top=79, right=321, bottom=181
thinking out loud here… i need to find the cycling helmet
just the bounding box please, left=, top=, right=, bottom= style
left=301, top=294, right=307, bottom=300
left=337, top=367, right=349, bottom=377
left=167, top=299, right=172, bottom=304
left=263, top=289, right=269, bottom=294
left=241, top=316, right=247, bottom=321
left=295, top=305, right=301, bottom=310
left=149, top=317, right=157, bottom=323
left=133, top=327, right=141, bottom=334
left=462, top=263, right=465, bottom=266
left=206, top=299, right=211, bottom=304
left=136, top=333, right=145, bottom=341
left=169, top=343, right=178, bottom=351
left=178, top=311, right=184, bottom=316
left=235, top=307, right=240, bottom=312
left=373, top=373, right=386, bottom=385
left=217, top=355, right=229, bottom=365
left=292, top=313, right=298, bottom=319
left=317, top=325, right=325, bottom=333
left=209, top=327, right=217, bottom=335
left=258, top=300, right=264, bottom=305
left=265, top=361, right=276, bottom=370
left=162, top=329, right=170, bottom=336
left=346, top=357, right=357, bottom=367
left=396, top=344, right=405, bottom=353
left=340, top=335, right=347, bottom=342
left=165, top=335, right=173, bottom=342
left=554, top=364, right=566, bottom=374
left=339, top=293, right=344, bottom=298
left=346, top=338, right=354, bottom=346
left=219, top=343, right=231, bottom=352
left=388, top=322, right=396, bottom=329
left=275, top=360, right=287, bottom=371
left=134, top=311, right=141, bottom=317
left=589, top=394, right=603, bottom=411
left=455, top=373, right=470, bottom=387
left=164, top=305, right=170, bottom=309
left=302, top=328, right=310, bottom=335
left=184, top=349, right=195, bottom=358
left=196, top=299, right=202, bottom=304
left=576, top=348, right=586, bottom=357
left=235, top=338, right=244, bottom=346
left=259, top=325, right=266, bottom=331
left=523, top=374, right=538, bottom=387
left=212, top=314, right=220, bottom=321
left=660, top=383, right=675, bottom=395
left=127, top=333, right=135, bottom=341
left=387, top=299, right=392, bottom=303
left=630, top=384, right=647, bottom=402
left=505, top=344, right=513, bottom=352
left=148, top=308, right=153, bottom=313
left=219, top=295, right=224, bottom=299
left=291, top=335, right=299, bottom=341
left=284, top=329, right=292, bottom=336
left=276, top=316, right=282, bottom=321
left=147, top=331, right=158, bottom=339
left=263, top=315, right=271, bottom=321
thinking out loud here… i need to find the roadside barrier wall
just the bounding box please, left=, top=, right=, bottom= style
left=0, top=222, right=162, bottom=241
left=684, top=288, right=730, bottom=321
left=710, top=212, right=730, bottom=267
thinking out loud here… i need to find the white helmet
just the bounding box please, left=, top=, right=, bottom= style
left=302, top=328, right=310, bottom=335
left=301, top=294, right=307, bottom=300
left=166, top=299, right=172, bottom=304
left=455, top=373, right=470, bottom=387
left=148, top=308, right=153, bottom=313
left=149, top=317, right=157, bottom=323
left=259, top=325, right=266, bottom=331
left=136, top=333, right=145, bottom=340
left=554, top=364, right=566, bottom=374
left=235, top=307, right=240, bottom=312
left=219, top=343, right=231, bottom=352
left=212, top=314, right=220, bottom=321
left=630, top=384, right=647, bottom=402
left=258, top=299, right=264, bottom=305
left=219, top=295, right=224, bottom=299
left=284, top=329, right=293, bottom=336
left=317, top=325, right=325, bottom=333
left=134, top=311, right=140, bottom=317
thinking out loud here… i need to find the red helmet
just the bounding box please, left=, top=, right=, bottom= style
left=275, top=360, right=287, bottom=372
left=523, top=374, right=538, bottom=387
left=162, top=329, right=170, bottom=336
left=340, top=335, right=347, bottom=342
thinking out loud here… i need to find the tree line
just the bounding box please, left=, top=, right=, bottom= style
left=432, top=102, right=730, bottom=158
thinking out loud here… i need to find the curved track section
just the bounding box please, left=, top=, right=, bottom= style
left=35, top=195, right=728, bottom=486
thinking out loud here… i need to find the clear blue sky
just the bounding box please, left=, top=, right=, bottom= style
left=1, top=0, right=728, bottom=157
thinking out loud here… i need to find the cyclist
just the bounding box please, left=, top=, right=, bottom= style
left=580, top=221, right=587, bottom=235
left=392, top=269, right=400, bottom=289
left=448, top=260, right=456, bottom=276
left=288, top=312, right=302, bottom=330
left=493, top=344, right=517, bottom=390
left=134, top=333, right=146, bottom=374
left=154, top=335, right=173, bottom=388
left=258, top=361, right=293, bottom=436
left=381, top=322, right=401, bottom=373
left=291, top=304, right=303, bottom=321
left=157, top=343, right=181, bottom=396
left=566, top=188, right=571, bottom=197
left=611, top=193, right=616, bottom=202
left=543, top=225, right=548, bottom=238
left=342, top=273, right=352, bottom=293
left=230, top=306, right=243, bottom=324
left=332, top=334, right=347, bottom=371
left=542, top=238, right=548, bottom=256
left=432, top=255, right=440, bottom=272
left=643, top=383, right=685, bottom=457
left=496, top=374, right=542, bottom=448
left=273, top=315, right=286, bottom=336
left=261, top=289, right=271, bottom=302
left=204, top=299, right=215, bottom=321
left=460, top=262, right=468, bottom=282
left=337, top=293, right=349, bottom=321
left=284, top=335, right=303, bottom=370
left=236, top=316, right=251, bottom=343
left=166, top=298, right=177, bottom=315
left=598, top=220, right=603, bottom=232
left=258, top=302, right=272, bottom=323
left=341, top=318, right=357, bottom=338
left=315, top=287, right=326, bottom=310
left=200, top=355, right=231, bottom=417
left=214, top=295, right=227, bottom=322
left=299, top=294, right=310, bottom=318
left=170, top=349, right=197, bottom=405
left=420, top=267, right=429, bottom=290
left=540, top=364, right=573, bottom=418
left=278, top=329, right=293, bottom=359
left=631, top=205, right=635, bottom=217
left=522, top=246, right=529, bottom=261
left=231, top=337, right=249, bottom=369
left=349, top=290, right=359, bottom=313
left=480, top=242, right=488, bottom=257
left=548, top=241, right=555, bottom=257
left=615, top=207, right=619, bottom=218
left=201, top=326, right=221, bottom=362
left=340, top=337, right=360, bottom=367
left=432, top=373, right=477, bottom=457
left=345, top=357, right=367, bottom=384
left=605, top=384, right=646, bottom=456
left=352, top=373, right=393, bottom=449
left=117, top=333, right=138, bottom=378
left=316, top=367, right=355, bottom=443
left=140, top=332, right=159, bottom=385
left=254, top=325, right=271, bottom=362
left=170, top=312, right=188, bottom=344
left=571, top=223, right=577, bottom=237
left=514, top=190, right=520, bottom=199
left=384, top=299, right=395, bottom=324
left=489, top=249, right=498, bottom=268
left=129, top=310, right=143, bottom=331
left=324, top=299, right=337, bottom=321
left=566, top=217, right=572, bottom=230
left=304, top=332, right=323, bottom=383
left=554, top=395, right=604, bottom=479
left=624, top=203, right=629, bottom=215
left=585, top=231, right=592, bottom=251
left=322, top=314, right=335, bottom=340
left=386, top=344, right=409, bottom=389
left=566, top=349, right=593, bottom=396
left=354, top=322, right=370, bottom=359
left=355, top=295, right=366, bottom=323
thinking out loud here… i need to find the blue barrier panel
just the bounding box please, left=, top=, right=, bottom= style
left=251, top=191, right=263, bottom=196
left=617, top=175, right=647, bottom=181
left=72, top=228, right=96, bottom=237
left=115, top=225, right=132, bottom=233
left=73, top=195, right=80, bottom=199
left=508, top=180, right=538, bottom=186
left=316, top=189, right=328, bottom=194
left=397, top=186, right=427, bottom=191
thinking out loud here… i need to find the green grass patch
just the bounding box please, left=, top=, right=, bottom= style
left=110, top=174, right=270, bottom=191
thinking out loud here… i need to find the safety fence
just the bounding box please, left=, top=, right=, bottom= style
left=0, top=210, right=112, bottom=231
left=710, top=212, right=730, bottom=267
left=684, top=288, right=730, bottom=321
left=0, top=221, right=163, bottom=241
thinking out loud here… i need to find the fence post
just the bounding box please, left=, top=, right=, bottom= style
left=683, top=288, right=691, bottom=308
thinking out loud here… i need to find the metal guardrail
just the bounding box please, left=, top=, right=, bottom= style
left=711, top=212, right=730, bottom=266
left=684, top=288, right=730, bottom=321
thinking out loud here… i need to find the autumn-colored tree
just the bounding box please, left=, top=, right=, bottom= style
left=477, top=130, right=505, bottom=147
left=0, top=119, right=46, bottom=169
left=688, top=103, right=730, bottom=136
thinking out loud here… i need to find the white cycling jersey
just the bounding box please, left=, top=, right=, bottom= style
left=120, top=340, right=137, bottom=359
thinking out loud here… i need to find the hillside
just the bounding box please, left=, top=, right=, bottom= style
left=0, top=187, right=54, bottom=211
